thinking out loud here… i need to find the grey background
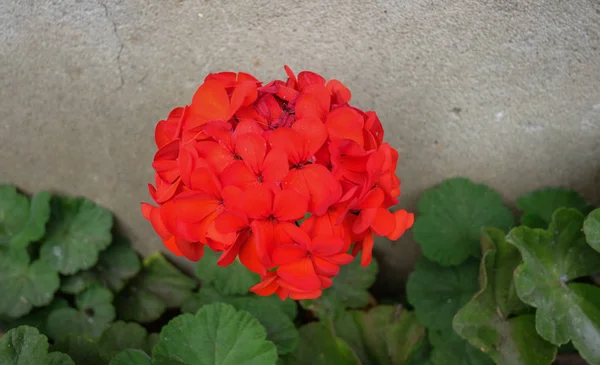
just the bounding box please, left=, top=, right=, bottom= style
left=2, top=0, right=599, bottom=293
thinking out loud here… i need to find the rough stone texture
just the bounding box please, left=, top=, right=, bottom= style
left=1, top=0, right=599, bottom=293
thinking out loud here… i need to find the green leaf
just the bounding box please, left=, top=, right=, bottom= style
left=115, top=253, right=196, bottom=323
left=195, top=248, right=259, bottom=295
left=301, top=253, right=378, bottom=320
left=412, top=177, right=514, bottom=266
left=0, top=185, right=29, bottom=246
left=234, top=297, right=299, bottom=355
left=95, top=236, right=141, bottom=292
left=47, top=286, right=115, bottom=340
left=180, top=286, right=234, bottom=314
left=60, top=237, right=141, bottom=295
left=98, top=321, right=148, bottom=362
left=0, top=326, right=74, bottom=365
left=145, top=333, right=160, bottom=354
left=284, top=322, right=359, bottom=365
left=39, top=196, right=113, bottom=275
left=0, top=248, right=60, bottom=318
left=406, top=256, right=479, bottom=331
left=45, top=352, right=76, bottom=365
left=429, top=330, right=493, bottom=365
left=584, top=208, right=600, bottom=253
left=453, top=227, right=556, bottom=365
left=152, top=303, right=277, bottom=365
left=12, top=191, right=52, bottom=250
left=109, top=349, right=152, bottom=365
left=506, top=208, right=600, bottom=364
left=0, top=186, right=51, bottom=249
left=517, top=188, right=592, bottom=229
left=3, top=299, right=69, bottom=336
left=335, top=305, right=426, bottom=365
left=52, top=335, right=103, bottom=365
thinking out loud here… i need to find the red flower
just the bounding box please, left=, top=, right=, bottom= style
left=142, top=66, right=414, bottom=300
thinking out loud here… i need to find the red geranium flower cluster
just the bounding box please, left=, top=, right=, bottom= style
left=142, top=66, right=414, bottom=300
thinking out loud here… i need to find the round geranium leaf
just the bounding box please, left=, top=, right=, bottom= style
left=109, top=349, right=152, bottom=365
left=507, top=208, right=600, bottom=364
left=115, top=253, right=196, bottom=323
left=453, top=228, right=556, bottom=364
left=53, top=335, right=104, bottom=365
left=39, top=197, right=113, bottom=275
left=95, top=236, right=141, bottom=292
left=407, top=256, right=479, bottom=331
left=0, top=326, right=74, bottom=365
left=412, top=177, right=514, bottom=266
left=0, top=248, right=60, bottom=318
left=234, top=297, right=299, bottom=355
left=47, top=286, right=115, bottom=340
left=98, top=321, right=148, bottom=362
left=301, top=253, right=377, bottom=320
left=0, top=184, right=29, bottom=247
left=152, top=303, right=277, bottom=365
left=195, top=248, right=259, bottom=295
left=283, top=322, right=359, bottom=365
left=583, top=208, right=600, bottom=253
left=517, top=188, right=593, bottom=229
left=10, top=191, right=52, bottom=250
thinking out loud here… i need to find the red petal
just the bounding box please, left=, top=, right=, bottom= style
left=365, top=111, right=384, bottom=146
left=288, top=289, right=322, bottom=300
left=370, top=207, right=396, bottom=237
left=175, top=240, right=205, bottom=261
left=273, top=189, right=309, bottom=221
left=172, top=192, right=221, bottom=223
left=326, top=79, right=351, bottom=104
left=292, top=117, right=328, bottom=158
left=269, top=128, right=304, bottom=166
left=358, top=187, right=385, bottom=209
left=297, top=71, right=326, bottom=91
left=234, top=119, right=265, bottom=136
left=162, top=236, right=183, bottom=256
left=250, top=272, right=278, bottom=296
left=194, top=141, right=235, bottom=174
left=154, top=178, right=181, bottom=203
left=283, top=165, right=342, bottom=216
left=261, top=149, right=289, bottom=185
left=277, top=257, right=321, bottom=291
left=188, top=168, right=222, bottom=196
left=284, top=65, right=297, bottom=85
left=279, top=223, right=311, bottom=247
left=235, top=133, right=266, bottom=174
left=251, top=220, right=276, bottom=267
left=214, top=211, right=248, bottom=233
left=141, top=203, right=171, bottom=239
left=295, top=93, right=327, bottom=121
left=240, top=233, right=267, bottom=275
left=386, top=210, right=414, bottom=241
left=353, top=208, right=377, bottom=234
left=217, top=234, right=242, bottom=267
left=272, top=245, right=308, bottom=266
left=220, top=161, right=257, bottom=189
left=327, top=253, right=355, bottom=265
left=206, top=220, right=237, bottom=247
left=237, top=185, right=273, bottom=219
left=190, top=79, right=231, bottom=121
left=326, top=106, right=365, bottom=146
left=359, top=234, right=374, bottom=267
left=319, top=276, right=333, bottom=289
left=312, top=256, right=340, bottom=277
left=308, top=235, right=346, bottom=256
left=230, top=82, right=258, bottom=113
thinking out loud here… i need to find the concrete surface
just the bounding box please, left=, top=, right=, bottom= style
left=1, top=0, right=599, bottom=295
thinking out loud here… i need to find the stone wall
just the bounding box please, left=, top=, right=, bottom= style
left=2, top=0, right=599, bottom=293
